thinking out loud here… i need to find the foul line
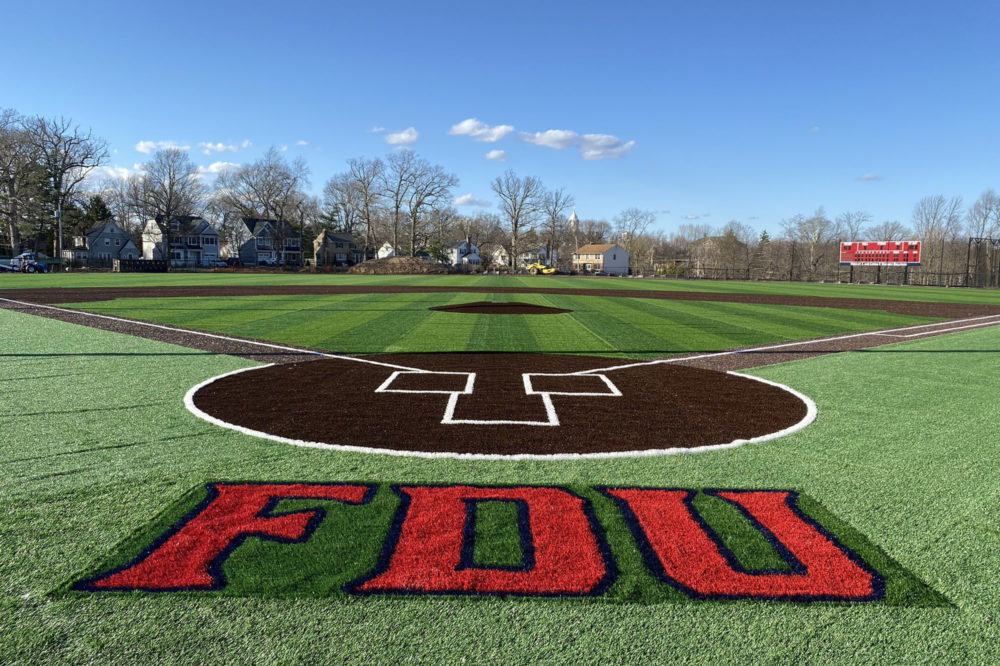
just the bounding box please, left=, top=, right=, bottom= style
left=0, top=297, right=423, bottom=372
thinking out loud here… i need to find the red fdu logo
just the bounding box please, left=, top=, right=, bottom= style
left=76, top=482, right=883, bottom=602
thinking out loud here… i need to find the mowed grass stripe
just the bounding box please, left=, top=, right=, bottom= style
left=65, top=292, right=937, bottom=357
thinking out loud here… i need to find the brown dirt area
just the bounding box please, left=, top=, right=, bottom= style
left=192, top=353, right=809, bottom=456
left=429, top=301, right=571, bottom=315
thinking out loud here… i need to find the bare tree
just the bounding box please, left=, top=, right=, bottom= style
left=0, top=109, right=41, bottom=253
left=541, top=188, right=574, bottom=265
left=323, top=173, right=362, bottom=234
left=26, top=115, right=108, bottom=259
left=139, top=148, right=206, bottom=260
left=781, top=207, right=841, bottom=277
left=491, top=170, right=545, bottom=267
left=966, top=189, right=1000, bottom=238
left=214, top=147, right=310, bottom=263
left=406, top=159, right=458, bottom=256
left=836, top=210, right=872, bottom=241
left=348, top=157, right=384, bottom=254
left=614, top=208, right=655, bottom=270
left=864, top=220, right=911, bottom=241
left=381, top=151, right=416, bottom=256
left=912, top=195, right=963, bottom=274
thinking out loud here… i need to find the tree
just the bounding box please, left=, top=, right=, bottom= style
left=348, top=157, right=384, bottom=254
left=0, top=109, right=42, bottom=253
left=614, top=208, right=655, bottom=271
left=214, top=147, right=310, bottom=263
left=139, top=148, right=206, bottom=261
left=966, top=189, right=1000, bottom=238
left=491, top=170, right=545, bottom=267
left=912, top=195, right=963, bottom=275
left=836, top=210, right=872, bottom=241
left=405, top=159, right=458, bottom=256
left=26, top=115, right=108, bottom=259
left=864, top=220, right=910, bottom=241
left=381, top=151, right=416, bottom=256
left=541, top=188, right=574, bottom=266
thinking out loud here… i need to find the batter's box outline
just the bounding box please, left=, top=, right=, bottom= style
left=374, top=370, right=621, bottom=427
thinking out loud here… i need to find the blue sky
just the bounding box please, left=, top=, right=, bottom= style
left=4, top=0, right=998, bottom=234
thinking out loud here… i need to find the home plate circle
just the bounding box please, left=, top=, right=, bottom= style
left=185, top=353, right=816, bottom=459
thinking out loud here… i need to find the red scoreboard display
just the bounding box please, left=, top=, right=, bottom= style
left=839, top=241, right=921, bottom=266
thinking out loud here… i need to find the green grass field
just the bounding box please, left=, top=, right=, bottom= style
left=4, top=269, right=1000, bottom=304
left=62, top=292, right=936, bottom=357
left=3, top=275, right=1000, bottom=663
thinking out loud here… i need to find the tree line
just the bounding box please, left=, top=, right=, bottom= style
left=3, top=106, right=999, bottom=281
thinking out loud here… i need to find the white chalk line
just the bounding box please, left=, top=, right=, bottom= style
left=183, top=366, right=818, bottom=461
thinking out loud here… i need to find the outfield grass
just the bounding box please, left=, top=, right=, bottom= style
left=61, top=292, right=937, bottom=357
left=5, top=270, right=1000, bottom=305
left=2, top=308, right=1000, bottom=662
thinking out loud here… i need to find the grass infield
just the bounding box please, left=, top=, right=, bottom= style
left=59, top=292, right=935, bottom=357
left=2, top=286, right=1000, bottom=662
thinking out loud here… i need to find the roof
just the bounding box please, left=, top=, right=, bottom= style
left=574, top=243, right=618, bottom=254
left=241, top=217, right=298, bottom=237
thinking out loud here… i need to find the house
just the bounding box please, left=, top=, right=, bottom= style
left=314, top=230, right=362, bottom=266
left=572, top=243, right=629, bottom=275
left=229, top=218, right=302, bottom=266
left=444, top=239, right=480, bottom=266
left=61, top=220, right=140, bottom=266
left=142, top=215, right=220, bottom=267
left=376, top=242, right=396, bottom=259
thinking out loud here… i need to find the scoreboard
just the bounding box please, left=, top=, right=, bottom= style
left=839, top=241, right=921, bottom=266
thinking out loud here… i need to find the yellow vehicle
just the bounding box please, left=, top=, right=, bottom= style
left=526, top=262, right=557, bottom=275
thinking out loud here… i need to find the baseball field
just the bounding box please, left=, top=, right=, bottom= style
left=2, top=273, right=999, bottom=663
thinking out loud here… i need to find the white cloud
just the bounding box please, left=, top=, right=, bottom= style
left=198, top=140, right=252, bottom=155
left=579, top=134, right=635, bottom=160
left=449, top=118, right=515, bottom=142
left=84, top=164, right=143, bottom=183
left=196, top=161, right=240, bottom=176
left=519, top=129, right=578, bottom=150
left=135, top=140, right=190, bottom=154
left=454, top=193, right=492, bottom=208
left=858, top=173, right=882, bottom=181
left=486, top=149, right=508, bottom=162
left=296, top=140, right=309, bottom=146
left=385, top=127, right=419, bottom=146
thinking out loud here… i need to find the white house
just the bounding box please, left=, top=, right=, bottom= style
left=572, top=243, right=629, bottom=275
left=61, top=220, right=139, bottom=265
left=444, top=239, right=480, bottom=265
left=142, top=216, right=220, bottom=267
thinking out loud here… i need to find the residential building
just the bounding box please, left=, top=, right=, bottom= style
left=314, top=230, right=363, bottom=266
left=444, top=239, right=480, bottom=265
left=229, top=218, right=302, bottom=266
left=572, top=243, right=630, bottom=275
left=142, top=215, right=220, bottom=267
left=62, top=220, right=140, bottom=265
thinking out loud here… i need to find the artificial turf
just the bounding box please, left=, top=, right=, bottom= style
left=2, top=305, right=1000, bottom=662
left=5, top=270, right=1000, bottom=305
left=59, top=292, right=936, bottom=358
